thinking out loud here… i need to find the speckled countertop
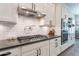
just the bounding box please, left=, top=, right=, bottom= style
left=0, top=35, right=61, bottom=51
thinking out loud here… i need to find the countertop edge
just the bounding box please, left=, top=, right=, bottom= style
left=0, top=36, right=61, bottom=51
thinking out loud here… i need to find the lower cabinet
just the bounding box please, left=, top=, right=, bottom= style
left=50, top=39, right=56, bottom=56
left=55, top=37, right=61, bottom=55
left=0, top=47, right=21, bottom=56
left=61, top=33, right=75, bottom=52
left=22, top=49, right=37, bottom=56
left=22, top=37, right=61, bottom=56
left=49, top=37, right=61, bottom=56
left=22, top=46, right=49, bottom=56
left=21, top=41, right=49, bottom=56
left=61, top=41, right=70, bottom=52
left=39, top=45, right=49, bottom=56
left=68, top=34, right=75, bottom=45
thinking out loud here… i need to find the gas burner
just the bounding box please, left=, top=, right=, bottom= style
left=17, top=35, right=48, bottom=43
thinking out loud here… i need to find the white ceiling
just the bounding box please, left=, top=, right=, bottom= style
left=65, top=3, right=79, bottom=15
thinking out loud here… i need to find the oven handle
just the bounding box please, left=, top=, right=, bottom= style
left=0, top=52, right=11, bottom=56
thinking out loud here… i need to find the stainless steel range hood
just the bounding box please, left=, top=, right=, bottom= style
left=17, top=6, right=46, bottom=19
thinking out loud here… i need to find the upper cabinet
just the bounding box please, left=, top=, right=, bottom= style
left=54, top=4, right=62, bottom=36
left=0, top=3, right=18, bottom=23
left=55, top=4, right=62, bottom=27
left=35, top=3, right=55, bottom=26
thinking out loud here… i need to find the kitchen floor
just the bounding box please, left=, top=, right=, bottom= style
left=59, top=39, right=79, bottom=56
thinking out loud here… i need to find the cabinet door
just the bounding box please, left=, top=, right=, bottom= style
left=61, top=34, right=74, bottom=52
left=0, top=3, right=17, bottom=22
left=35, top=3, right=55, bottom=26
left=50, top=39, right=56, bottom=56
left=55, top=4, right=62, bottom=27
left=68, top=34, right=75, bottom=45
left=0, top=47, right=21, bottom=56
left=22, top=49, right=37, bottom=56
left=22, top=41, right=49, bottom=56
left=55, top=4, right=62, bottom=36
left=55, top=37, right=61, bottom=55
left=50, top=37, right=61, bottom=56
left=71, top=34, right=75, bottom=44
left=39, top=45, right=49, bottom=56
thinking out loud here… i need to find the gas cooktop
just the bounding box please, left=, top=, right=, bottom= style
left=17, top=35, right=48, bottom=43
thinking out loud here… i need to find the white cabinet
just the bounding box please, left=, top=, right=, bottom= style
left=55, top=4, right=62, bottom=36
left=55, top=4, right=62, bottom=27
left=61, top=41, right=70, bottom=52
left=50, top=39, right=56, bottom=56
left=61, top=33, right=75, bottom=52
left=22, top=49, right=37, bottom=56
left=0, top=47, right=21, bottom=56
left=39, top=45, right=49, bottom=56
left=50, top=37, right=61, bottom=56
left=21, top=40, right=49, bottom=56
left=35, top=3, right=55, bottom=26
left=0, top=3, right=18, bottom=23
left=55, top=37, right=61, bottom=55
left=68, top=33, right=75, bottom=45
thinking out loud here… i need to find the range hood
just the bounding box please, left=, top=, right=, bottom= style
left=17, top=6, right=46, bottom=19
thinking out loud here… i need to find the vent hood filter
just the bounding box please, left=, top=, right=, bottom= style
left=17, top=7, right=46, bottom=19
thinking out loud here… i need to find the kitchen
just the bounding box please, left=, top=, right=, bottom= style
left=0, top=3, right=76, bottom=56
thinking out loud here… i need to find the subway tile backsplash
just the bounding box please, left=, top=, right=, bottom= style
left=0, top=15, right=49, bottom=40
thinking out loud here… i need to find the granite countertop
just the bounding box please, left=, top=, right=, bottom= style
left=0, top=35, right=61, bottom=51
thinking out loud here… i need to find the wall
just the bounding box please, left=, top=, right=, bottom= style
left=0, top=22, right=15, bottom=40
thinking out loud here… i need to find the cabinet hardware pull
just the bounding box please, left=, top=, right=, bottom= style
left=39, top=48, right=41, bottom=55
left=55, top=39, right=57, bottom=41
left=55, top=39, right=58, bottom=47
left=0, top=52, right=11, bottom=56
left=37, top=50, right=39, bottom=56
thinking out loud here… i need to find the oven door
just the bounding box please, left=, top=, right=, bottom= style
left=61, top=30, right=68, bottom=45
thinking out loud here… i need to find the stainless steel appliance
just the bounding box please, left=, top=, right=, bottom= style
left=61, top=18, right=68, bottom=44
left=61, top=17, right=75, bottom=44
left=17, top=35, right=48, bottom=43
left=17, top=5, right=46, bottom=19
